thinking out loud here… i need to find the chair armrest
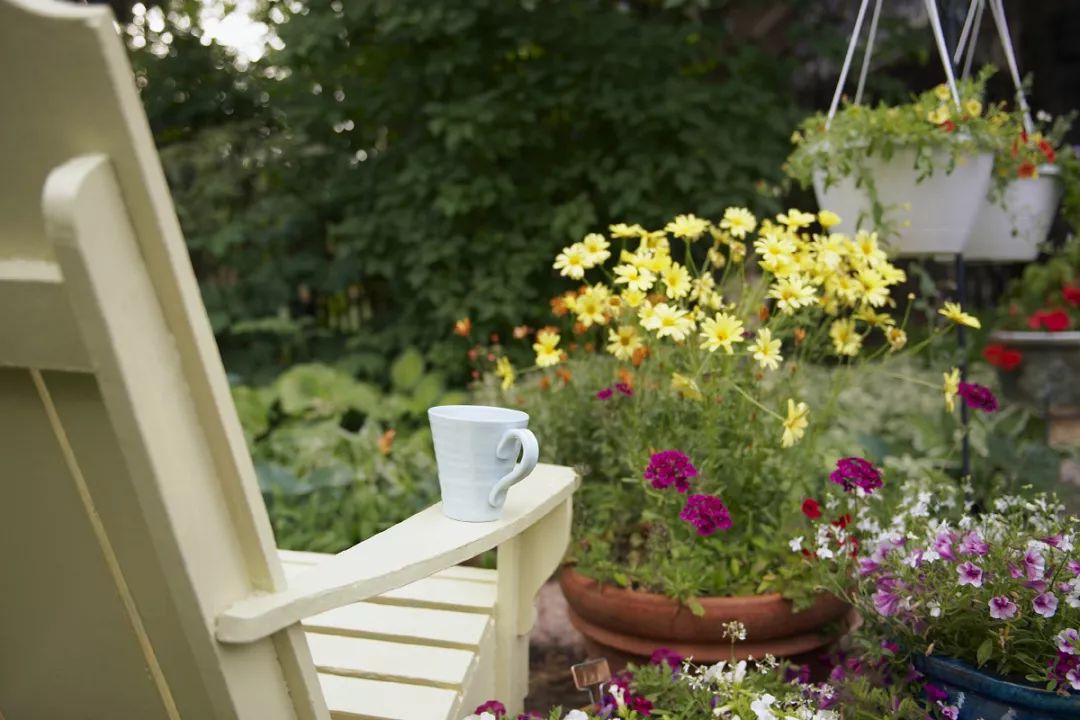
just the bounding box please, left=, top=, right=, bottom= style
left=215, top=463, right=577, bottom=644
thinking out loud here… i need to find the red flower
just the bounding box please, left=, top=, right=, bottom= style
left=940, top=120, right=956, bottom=133
left=1018, top=161, right=1037, bottom=178
left=1064, top=284, right=1080, bottom=307
left=1028, top=309, right=1070, bottom=332
left=1039, top=138, right=1057, bottom=164
left=982, top=343, right=1023, bottom=371
left=801, top=498, right=822, bottom=520
left=832, top=513, right=852, bottom=530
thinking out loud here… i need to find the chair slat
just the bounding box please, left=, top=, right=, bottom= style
left=308, top=634, right=476, bottom=689
left=318, top=674, right=460, bottom=720
left=303, top=602, right=493, bottom=649
left=0, top=260, right=92, bottom=371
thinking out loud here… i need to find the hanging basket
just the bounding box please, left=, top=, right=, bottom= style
left=965, top=166, right=1062, bottom=262
left=813, top=148, right=994, bottom=256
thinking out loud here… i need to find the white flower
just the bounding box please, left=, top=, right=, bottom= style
left=789, top=536, right=804, bottom=552
left=750, top=693, right=777, bottom=720
left=462, top=714, right=496, bottom=720
left=929, top=601, right=942, bottom=618
left=564, top=711, right=590, bottom=720
left=817, top=546, right=835, bottom=560
left=732, top=660, right=748, bottom=684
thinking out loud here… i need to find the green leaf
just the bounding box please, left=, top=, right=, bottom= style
left=976, top=637, right=994, bottom=667
left=686, top=597, right=705, bottom=617
left=391, top=348, right=426, bottom=392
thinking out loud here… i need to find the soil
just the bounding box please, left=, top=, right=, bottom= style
left=523, top=580, right=592, bottom=714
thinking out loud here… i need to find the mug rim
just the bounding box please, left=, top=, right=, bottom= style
left=428, top=404, right=529, bottom=424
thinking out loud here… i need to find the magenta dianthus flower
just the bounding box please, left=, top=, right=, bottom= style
left=595, top=387, right=614, bottom=400
left=957, top=382, right=999, bottom=412
left=679, top=493, right=732, bottom=536
left=649, top=647, right=683, bottom=670
left=829, top=457, right=883, bottom=494
left=644, top=450, right=698, bottom=493
left=474, top=700, right=506, bottom=718
left=614, top=382, right=634, bottom=396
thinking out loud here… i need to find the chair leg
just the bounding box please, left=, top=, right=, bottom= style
left=494, top=497, right=573, bottom=714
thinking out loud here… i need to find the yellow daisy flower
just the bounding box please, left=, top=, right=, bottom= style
left=671, top=372, right=704, bottom=401
left=575, top=289, right=607, bottom=327
left=933, top=84, right=951, bottom=101
left=964, top=99, right=982, bottom=117
left=609, top=223, right=646, bottom=238
left=851, top=230, right=887, bottom=268
left=719, top=207, right=757, bottom=239
left=777, top=208, right=816, bottom=230
left=885, top=326, right=907, bottom=351
left=533, top=330, right=561, bottom=368
left=927, top=105, right=951, bottom=125
left=818, top=210, right=842, bottom=228
left=857, top=268, right=890, bottom=308
left=665, top=214, right=710, bottom=240
left=829, top=317, right=862, bottom=357
left=495, top=356, right=515, bottom=390
left=699, top=312, right=745, bottom=354
left=642, top=303, right=695, bottom=342
left=768, top=275, right=817, bottom=315
left=606, top=325, right=643, bottom=361
left=944, top=367, right=960, bottom=412
left=749, top=328, right=782, bottom=370
left=613, top=263, right=656, bottom=293
left=553, top=244, right=589, bottom=280
left=781, top=399, right=809, bottom=448
left=620, top=288, right=646, bottom=308
left=581, top=233, right=611, bottom=266
left=661, top=263, right=692, bottom=300
left=939, top=301, right=981, bottom=329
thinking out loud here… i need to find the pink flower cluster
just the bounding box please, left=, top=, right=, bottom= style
left=829, top=457, right=883, bottom=494
left=644, top=450, right=732, bottom=537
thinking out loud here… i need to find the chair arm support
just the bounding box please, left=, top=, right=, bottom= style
left=215, top=463, right=577, bottom=644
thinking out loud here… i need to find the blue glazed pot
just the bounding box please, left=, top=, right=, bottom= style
left=915, top=655, right=1080, bottom=720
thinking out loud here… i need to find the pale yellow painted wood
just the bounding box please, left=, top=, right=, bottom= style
left=318, top=674, right=461, bottom=720
left=0, top=260, right=92, bottom=371
left=281, top=549, right=497, bottom=584
left=217, top=464, right=577, bottom=643
left=308, top=634, right=478, bottom=688
left=303, top=599, right=494, bottom=649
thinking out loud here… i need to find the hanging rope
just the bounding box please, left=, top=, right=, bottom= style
left=826, top=0, right=872, bottom=128
left=924, top=0, right=963, bottom=109
left=960, top=0, right=984, bottom=80
left=988, top=0, right=1034, bottom=133
left=854, top=0, right=884, bottom=106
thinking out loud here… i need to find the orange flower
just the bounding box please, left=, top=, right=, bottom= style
left=1018, top=161, right=1037, bottom=178
left=540, top=325, right=560, bottom=336
left=551, top=296, right=569, bottom=317
left=556, top=368, right=572, bottom=385
left=583, top=342, right=595, bottom=353
left=377, top=428, right=396, bottom=456
left=631, top=346, right=650, bottom=367
left=617, top=368, right=634, bottom=388
left=573, top=322, right=588, bottom=335
left=758, top=304, right=770, bottom=322
left=512, top=325, right=532, bottom=339
left=453, top=318, right=472, bottom=336
left=539, top=376, right=552, bottom=391
left=793, top=327, right=807, bottom=346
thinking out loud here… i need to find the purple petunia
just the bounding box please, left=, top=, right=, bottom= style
left=940, top=705, right=959, bottom=720
left=1069, top=560, right=1080, bottom=576
left=933, top=531, right=957, bottom=561
left=1057, top=628, right=1080, bottom=655
left=1049, top=650, right=1080, bottom=691
left=1034, top=592, right=1059, bottom=618
left=829, top=457, right=884, bottom=494
left=957, top=561, right=984, bottom=588
left=923, top=683, right=948, bottom=703
left=873, top=576, right=903, bottom=617
left=958, top=530, right=989, bottom=557
left=649, top=647, right=684, bottom=670
left=1023, top=548, right=1047, bottom=581
left=957, top=382, right=999, bottom=412
left=644, top=450, right=698, bottom=493
left=989, top=595, right=1018, bottom=620
left=678, top=493, right=732, bottom=536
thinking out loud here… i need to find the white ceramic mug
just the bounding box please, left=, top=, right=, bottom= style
left=428, top=405, right=539, bottom=522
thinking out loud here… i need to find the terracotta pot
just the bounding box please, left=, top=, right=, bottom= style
left=559, top=566, right=849, bottom=664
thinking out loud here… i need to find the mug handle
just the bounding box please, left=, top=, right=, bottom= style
left=489, top=428, right=539, bottom=508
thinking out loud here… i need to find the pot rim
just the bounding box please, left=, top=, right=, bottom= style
left=916, top=654, right=1080, bottom=709
left=989, top=330, right=1080, bottom=346
left=560, top=564, right=788, bottom=606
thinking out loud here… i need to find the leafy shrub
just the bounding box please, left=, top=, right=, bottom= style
left=235, top=353, right=465, bottom=551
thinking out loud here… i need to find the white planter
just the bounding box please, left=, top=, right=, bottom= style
left=964, top=168, right=1062, bottom=262
left=813, top=148, right=994, bottom=257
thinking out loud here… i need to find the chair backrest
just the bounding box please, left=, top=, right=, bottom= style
left=0, top=2, right=326, bottom=717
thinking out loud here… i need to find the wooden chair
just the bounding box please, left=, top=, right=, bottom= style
left=0, top=2, right=576, bottom=718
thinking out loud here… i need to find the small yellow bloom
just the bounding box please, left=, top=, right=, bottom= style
left=613, top=262, right=656, bottom=293
left=553, top=244, right=589, bottom=280
left=620, top=288, right=646, bottom=308
left=533, top=330, right=562, bottom=368
left=609, top=223, right=646, bottom=238
left=665, top=214, right=710, bottom=240
left=928, top=105, right=951, bottom=125
left=661, top=263, right=692, bottom=300
left=851, top=230, right=887, bottom=268
left=938, top=301, right=981, bottom=329
left=699, top=312, right=745, bottom=354
left=749, top=328, right=782, bottom=370
left=581, top=233, right=611, bottom=266
left=943, top=367, right=960, bottom=412
left=964, top=99, right=983, bottom=117
left=575, top=287, right=608, bottom=327
left=829, top=317, right=862, bottom=357
left=781, top=399, right=809, bottom=448
left=818, top=210, right=842, bottom=228
left=777, top=209, right=816, bottom=230
left=885, top=326, right=907, bottom=351
left=719, top=207, right=757, bottom=239
left=671, top=372, right=704, bottom=401
left=768, top=275, right=817, bottom=315
left=642, top=303, right=695, bottom=342
left=707, top=246, right=727, bottom=269
left=855, top=305, right=893, bottom=328
left=933, top=84, right=951, bottom=102
left=606, top=325, right=643, bottom=361
left=495, top=356, right=515, bottom=390
left=857, top=268, right=890, bottom=308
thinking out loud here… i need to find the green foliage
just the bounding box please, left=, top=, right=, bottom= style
left=134, top=1, right=817, bottom=379
left=234, top=354, right=463, bottom=551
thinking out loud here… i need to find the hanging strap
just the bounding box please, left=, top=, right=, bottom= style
left=854, top=0, right=884, bottom=106
left=826, top=0, right=872, bottom=128
left=960, top=0, right=984, bottom=80
left=924, top=0, right=963, bottom=109
left=988, top=0, right=1034, bottom=133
